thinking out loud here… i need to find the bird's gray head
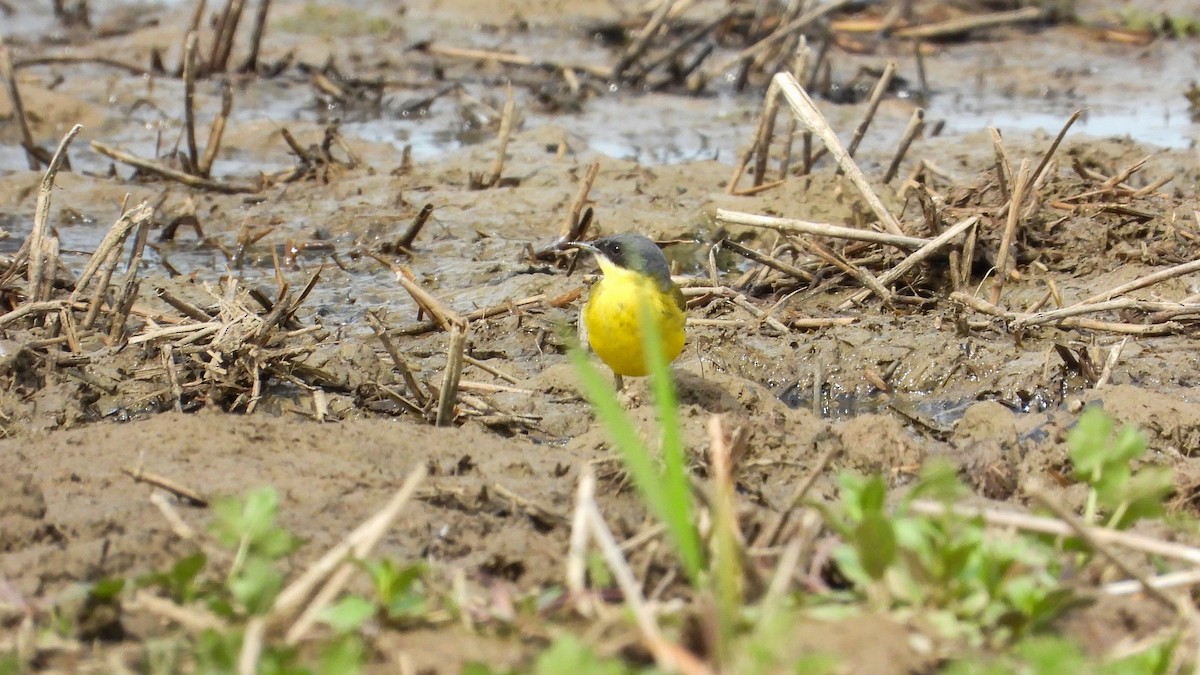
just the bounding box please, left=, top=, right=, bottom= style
left=581, top=233, right=673, bottom=289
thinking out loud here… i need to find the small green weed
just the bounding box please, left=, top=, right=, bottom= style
left=1069, top=406, right=1172, bottom=529
left=823, top=463, right=1075, bottom=647
left=134, top=486, right=429, bottom=672
left=944, top=634, right=1176, bottom=675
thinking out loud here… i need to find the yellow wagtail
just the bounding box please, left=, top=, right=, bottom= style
left=567, top=233, right=686, bottom=388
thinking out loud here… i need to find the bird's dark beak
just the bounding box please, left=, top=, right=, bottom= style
left=562, top=241, right=600, bottom=278
left=563, top=241, right=600, bottom=255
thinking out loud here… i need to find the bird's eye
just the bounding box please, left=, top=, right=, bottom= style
left=611, top=244, right=621, bottom=254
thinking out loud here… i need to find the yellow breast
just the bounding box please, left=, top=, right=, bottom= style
left=583, top=265, right=686, bottom=377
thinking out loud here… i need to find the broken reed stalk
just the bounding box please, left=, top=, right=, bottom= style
left=368, top=252, right=469, bottom=424
left=490, top=91, right=517, bottom=186
left=0, top=300, right=67, bottom=329
left=127, top=589, right=228, bottom=633
left=390, top=293, right=547, bottom=336
left=70, top=201, right=154, bottom=305
left=635, top=6, right=735, bottom=81
left=911, top=499, right=1200, bottom=566
left=84, top=238, right=126, bottom=329
left=382, top=262, right=466, bottom=333
left=989, top=158, right=1031, bottom=305
left=462, top=355, right=518, bottom=384
left=92, top=141, right=259, bottom=193
left=989, top=127, right=1013, bottom=199
left=559, top=161, right=601, bottom=240
left=435, top=326, right=468, bottom=427
left=109, top=216, right=151, bottom=343
left=882, top=107, right=925, bottom=183
left=367, top=311, right=425, bottom=405
left=425, top=44, right=532, bottom=66
left=210, top=0, right=247, bottom=73
left=565, top=464, right=595, bottom=602
left=237, top=0, right=272, bottom=72
left=728, top=80, right=787, bottom=192
left=778, top=113, right=798, bottom=177
left=839, top=216, right=978, bottom=308
left=1029, top=490, right=1180, bottom=611
left=396, top=204, right=434, bottom=250
left=198, top=82, right=233, bottom=178
left=284, top=266, right=321, bottom=327
left=776, top=39, right=810, bottom=178
left=750, top=95, right=781, bottom=188
left=753, top=443, right=840, bottom=549
left=187, top=0, right=208, bottom=38
left=710, top=0, right=854, bottom=77
left=795, top=237, right=891, bottom=303
left=612, top=0, right=674, bottom=80
left=577, top=467, right=712, bottom=675
left=725, top=291, right=790, bottom=332
left=248, top=284, right=290, bottom=345
left=278, top=465, right=428, bottom=644
left=1076, top=258, right=1200, bottom=306
left=1106, top=569, right=1200, bottom=596
left=1029, top=108, right=1082, bottom=186
left=842, top=61, right=896, bottom=163
left=726, top=140, right=759, bottom=193
left=1010, top=298, right=1193, bottom=328
left=122, top=463, right=207, bottom=506
left=771, top=72, right=905, bottom=236
left=239, top=618, right=267, bottom=675
left=472, top=89, right=516, bottom=189
left=13, top=55, right=149, bottom=77
left=719, top=238, right=813, bottom=282
left=707, top=414, right=744, bottom=659
left=957, top=216, right=978, bottom=290
left=950, top=293, right=1191, bottom=336
left=1093, top=337, right=1128, bottom=389
left=0, top=43, right=45, bottom=170
left=162, top=344, right=185, bottom=412
left=30, top=124, right=83, bottom=303
left=715, top=209, right=926, bottom=250
left=59, top=306, right=81, bottom=352
left=182, top=32, right=200, bottom=172
left=976, top=109, right=1079, bottom=228
left=1100, top=156, right=1148, bottom=190
left=41, top=236, right=60, bottom=312
left=893, top=5, right=1043, bottom=40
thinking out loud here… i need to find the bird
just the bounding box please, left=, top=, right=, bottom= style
left=567, top=233, right=687, bottom=389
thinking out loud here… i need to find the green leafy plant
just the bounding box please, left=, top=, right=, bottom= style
left=189, top=487, right=299, bottom=620
left=824, top=463, right=1074, bottom=647
left=141, top=553, right=207, bottom=605
left=359, top=559, right=428, bottom=623
left=1069, top=406, right=1172, bottom=529
left=944, top=634, right=1176, bottom=675
left=532, top=635, right=634, bottom=675
left=1115, top=8, right=1200, bottom=38
left=133, top=486, right=423, bottom=673
left=210, top=487, right=300, bottom=580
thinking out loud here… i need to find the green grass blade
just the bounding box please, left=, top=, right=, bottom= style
left=568, top=347, right=689, bottom=570
left=565, top=295, right=704, bottom=586
left=568, top=347, right=656, bottom=487
left=638, top=296, right=704, bottom=584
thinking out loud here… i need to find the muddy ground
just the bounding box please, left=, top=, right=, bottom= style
left=2, top=0, right=1200, bottom=671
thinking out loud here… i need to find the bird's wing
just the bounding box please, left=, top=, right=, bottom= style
left=671, top=283, right=687, bottom=313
